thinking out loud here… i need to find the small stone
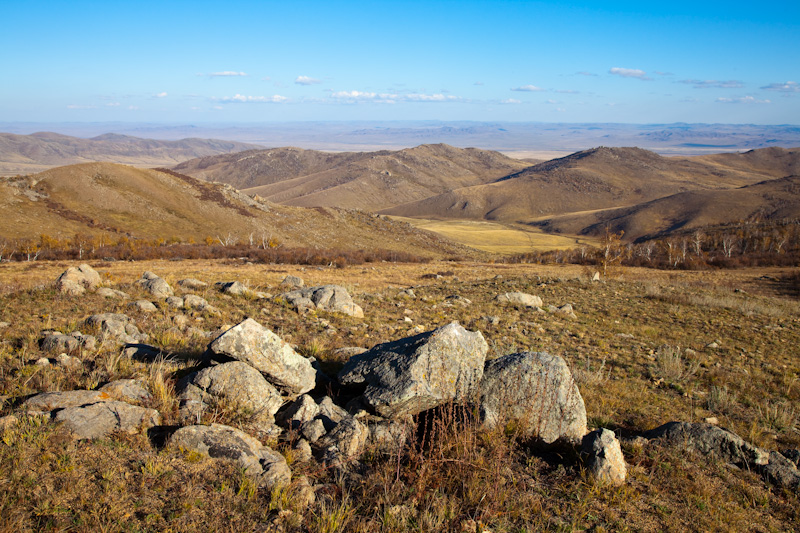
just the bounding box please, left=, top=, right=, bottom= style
left=300, top=419, right=327, bottom=442
left=292, top=439, right=314, bottom=463
left=582, top=428, right=627, bottom=485
left=35, top=357, right=51, bottom=366
left=704, top=417, right=719, bottom=425
left=56, top=353, right=82, bottom=369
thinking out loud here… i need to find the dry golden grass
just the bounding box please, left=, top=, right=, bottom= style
left=1, top=259, right=800, bottom=530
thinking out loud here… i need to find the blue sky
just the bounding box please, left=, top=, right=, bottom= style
left=2, top=0, right=798, bottom=124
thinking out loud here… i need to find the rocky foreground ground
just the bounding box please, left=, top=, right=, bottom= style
left=1, top=260, right=799, bottom=531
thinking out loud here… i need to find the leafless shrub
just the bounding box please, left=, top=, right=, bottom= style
left=655, top=345, right=699, bottom=383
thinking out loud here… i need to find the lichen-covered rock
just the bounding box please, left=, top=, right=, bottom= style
left=54, top=401, right=160, bottom=439
left=178, top=278, right=208, bottom=290
left=55, top=264, right=101, bottom=295
left=338, top=322, right=488, bottom=418
left=170, top=424, right=291, bottom=489
left=99, top=379, right=151, bottom=403
left=178, top=362, right=285, bottom=424
left=207, top=318, right=316, bottom=397
left=479, top=351, right=587, bottom=444
left=40, top=333, right=80, bottom=354
left=23, top=389, right=112, bottom=415
left=183, top=294, right=211, bottom=311
left=280, top=285, right=364, bottom=318
left=96, top=287, right=130, bottom=299
left=281, top=275, right=304, bottom=288
left=494, top=292, right=543, bottom=308
left=129, top=300, right=158, bottom=313
left=136, top=272, right=174, bottom=299
left=582, top=428, right=627, bottom=485
left=277, top=394, right=320, bottom=430
left=216, top=281, right=252, bottom=296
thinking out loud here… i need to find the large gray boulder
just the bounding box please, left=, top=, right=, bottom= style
left=54, top=401, right=160, bottom=440
left=495, top=292, right=542, bottom=308
left=479, top=351, right=587, bottom=444
left=338, top=322, right=488, bottom=418
left=99, top=379, right=151, bottom=403
left=170, top=424, right=290, bottom=489
left=136, top=272, right=174, bottom=299
left=55, top=264, right=102, bottom=295
left=582, top=428, right=627, bottom=485
left=178, top=362, right=285, bottom=424
left=280, top=285, right=364, bottom=318
left=207, top=318, right=316, bottom=397
left=40, top=333, right=80, bottom=354
left=644, top=422, right=770, bottom=467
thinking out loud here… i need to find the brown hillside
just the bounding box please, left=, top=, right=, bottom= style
left=534, top=175, right=800, bottom=241
left=0, top=132, right=262, bottom=176
left=0, top=163, right=473, bottom=257
left=381, top=146, right=800, bottom=221
left=174, top=143, right=531, bottom=211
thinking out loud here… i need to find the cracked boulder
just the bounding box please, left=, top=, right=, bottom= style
left=279, top=285, right=363, bottom=318
left=338, top=322, right=488, bottom=418
left=54, top=401, right=160, bottom=440
left=207, top=318, right=316, bottom=397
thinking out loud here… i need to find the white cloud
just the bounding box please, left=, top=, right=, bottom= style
left=511, top=85, right=544, bottom=92
left=295, top=75, right=322, bottom=85
left=474, top=81, right=484, bottom=86
left=546, top=99, right=560, bottom=104
left=654, top=71, right=674, bottom=76
left=128, top=105, right=139, bottom=110
left=155, top=92, right=168, bottom=98
left=609, top=67, right=650, bottom=80
left=555, top=89, right=579, bottom=94
left=66, top=104, right=96, bottom=109
left=761, top=81, right=799, bottom=93
left=680, top=79, right=744, bottom=89
left=577, top=71, right=597, bottom=76
left=216, top=94, right=288, bottom=103
left=330, top=91, right=460, bottom=103
left=500, top=98, right=521, bottom=104
left=716, top=96, right=771, bottom=104
left=105, top=102, right=121, bottom=107
left=209, top=71, right=247, bottom=77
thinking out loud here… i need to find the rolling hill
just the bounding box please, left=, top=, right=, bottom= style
left=381, top=146, right=800, bottom=223
left=173, top=144, right=531, bottom=211
left=532, top=175, right=800, bottom=242
left=0, top=163, right=472, bottom=257
left=0, top=132, right=263, bottom=176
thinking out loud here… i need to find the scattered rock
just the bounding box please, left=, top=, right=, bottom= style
left=582, top=428, right=627, bottom=485
left=122, top=343, right=162, bottom=361
left=136, top=272, right=174, bottom=299
left=99, top=379, right=151, bottom=403
left=397, top=288, right=416, bottom=299
left=207, top=318, right=316, bottom=397
left=165, top=296, right=185, bottom=309
left=277, top=394, right=320, bottom=430
left=178, top=361, right=285, bottom=425
left=56, top=353, right=82, bottom=369
left=281, top=275, right=304, bottom=288
left=334, top=347, right=368, bottom=359
left=96, top=287, right=129, bottom=299
left=301, top=419, right=327, bottom=442
left=0, top=414, right=18, bottom=432
left=129, top=300, right=158, bottom=313
left=178, top=278, right=208, bottom=290
left=85, top=313, right=148, bottom=345
left=35, top=357, right=51, bottom=366
left=170, top=424, right=291, bottom=489
left=480, top=351, right=587, bottom=444
left=55, top=264, right=102, bottom=295
left=40, top=333, right=80, bottom=354
left=316, top=416, right=369, bottom=459
left=592, top=271, right=601, bottom=282
left=495, top=292, right=543, bottom=308
left=553, top=303, right=577, bottom=319
left=279, top=285, right=364, bottom=318
left=216, top=281, right=252, bottom=296
left=54, top=401, right=160, bottom=439
left=443, top=295, right=472, bottom=307
left=644, top=422, right=769, bottom=468
left=339, top=322, right=488, bottom=418
left=292, top=439, right=314, bottom=463
left=703, top=417, right=719, bottom=425
left=184, top=294, right=211, bottom=311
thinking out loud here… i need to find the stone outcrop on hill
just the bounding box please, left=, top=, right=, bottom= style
left=279, top=285, right=364, bottom=318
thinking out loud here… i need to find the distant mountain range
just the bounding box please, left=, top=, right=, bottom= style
left=0, top=132, right=262, bottom=176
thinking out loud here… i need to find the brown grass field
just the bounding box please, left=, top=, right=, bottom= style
left=1, top=258, right=800, bottom=531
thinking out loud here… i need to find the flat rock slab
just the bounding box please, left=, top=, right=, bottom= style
left=99, top=379, right=151, bottom=403
left=170, top=423, right=291, bottom=489
left=480, top=351, right=587, bottom=444
left=54, top=401, right=160, bottom=440
left=644, top=422, right=770, bottom=467
left=24, top=390, right=113, bottom=414
left=208, top=318, right=316, bottom=397
left=495, top=292, right=543, bottom=308
left=338, top=322, right=488, bottom=418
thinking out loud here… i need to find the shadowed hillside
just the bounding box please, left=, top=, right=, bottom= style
left=0, top=132, right=263, bottom=176
left=174, top=143, right=531, bottom=211
left=533, top=175, right=800, bottom=242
